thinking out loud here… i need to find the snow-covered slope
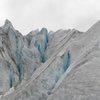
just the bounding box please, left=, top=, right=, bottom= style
left=0, top=19, right=100, bottom=100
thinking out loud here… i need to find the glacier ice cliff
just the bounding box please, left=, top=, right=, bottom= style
left=0, top=19, right=100, bottom=100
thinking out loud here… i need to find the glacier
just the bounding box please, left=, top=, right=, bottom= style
left=0, top=19, right=100, bottom=100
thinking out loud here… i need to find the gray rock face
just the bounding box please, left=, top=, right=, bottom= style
left=0, top=19, right=100, bottom=100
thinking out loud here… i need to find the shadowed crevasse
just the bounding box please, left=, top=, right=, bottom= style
left=55, top=51, right=71, bottom=85
left=63, top=50, right=71, bottom=71
left=16, top=36, right=23, bottom=81
left=36, top=28, right=49, bottom=63
left=8, top=63, right=14, bottom=88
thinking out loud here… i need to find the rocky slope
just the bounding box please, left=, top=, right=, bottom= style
left=0, top=19, right=100, bottom=100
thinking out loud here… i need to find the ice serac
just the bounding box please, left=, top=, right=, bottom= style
left=0, top=20, right=49, bottom=94
left=1, top=19, right=100, bottom=100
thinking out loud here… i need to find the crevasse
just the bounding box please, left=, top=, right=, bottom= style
left=16, top=36, right=23, bottom=81
left=63, top=50, right=71, bottom=71
left=36, top=30, right=49, bottom=63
